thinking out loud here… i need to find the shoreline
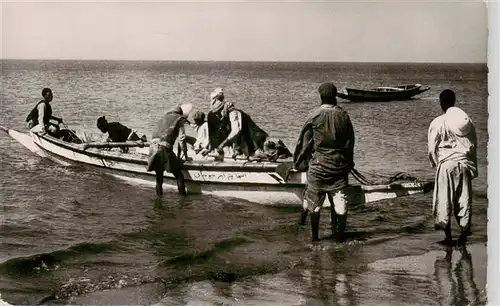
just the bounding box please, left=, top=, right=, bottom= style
left=16, top=242, right=483, bottom=306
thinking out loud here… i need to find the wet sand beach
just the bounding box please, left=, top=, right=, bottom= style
left=51, top=242, right=486, bottom=306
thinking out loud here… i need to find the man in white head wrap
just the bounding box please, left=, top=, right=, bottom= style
left=205, top=88, right=229, bottom=158
left=210, top=87, right=224, bottom=110
left=205, top=87, right=268, bottom=160
left=428, top=89, right=478, bottom=246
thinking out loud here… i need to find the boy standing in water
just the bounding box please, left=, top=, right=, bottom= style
left=428, top=89, right=478, bottom=246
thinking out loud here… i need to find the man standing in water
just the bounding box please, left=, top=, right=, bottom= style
left=147, top=103, right=192, bottom=196
left=428, top=89, right=478, bottom=246
left=293, top=82, right=355, bottom=242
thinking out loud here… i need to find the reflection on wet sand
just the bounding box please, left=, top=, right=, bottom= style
left=145, top=242, right=488, bottom=306
left=434, top=246, right=482, bottom=306
left=63, top=237, right=486, bottom=306
left=154, top=244, right=485, bottom=306
left=304, top=249, right=357, bottom=306
left=154, top=246, right=360, bottom=306
left=155, top=277, right=307, bottom=305
left=362, top=244, right=486, bottom=306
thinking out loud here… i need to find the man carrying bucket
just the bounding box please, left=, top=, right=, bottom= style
left=293, top=82, right=355, bottom=243
left=147, top=103, right=193, bottom=196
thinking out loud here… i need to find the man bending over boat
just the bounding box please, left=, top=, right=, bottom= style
left=428, top=89, right=478, bottom=246
left=293, top=82, right=355, bottom=243
left=96, top=116, right=147, bottom=153
left=25, top=88, right=63, bottom=137
left=206, top=88, right=230, bottom=156
left=206, top=88, right=268, bottom=160
left=147, top=103, right=193, bottom=196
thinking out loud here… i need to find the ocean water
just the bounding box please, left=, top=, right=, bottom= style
left=0, top=60, right=489, bottom=305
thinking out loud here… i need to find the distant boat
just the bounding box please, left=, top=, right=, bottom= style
left=337, top=84, right=430, bottom=102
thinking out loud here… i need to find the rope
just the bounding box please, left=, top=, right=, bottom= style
left=60, top=122, right=84, bottom=143
left=351, top=168, right=428, bottom=186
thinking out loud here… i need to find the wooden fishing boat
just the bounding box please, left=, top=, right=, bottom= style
left=0, top=125, right=433, bottom=207
left=337, top=84, right=430, bottom=102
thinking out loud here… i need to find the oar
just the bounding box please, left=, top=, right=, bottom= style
left=82, top=141, right=150, bottom=150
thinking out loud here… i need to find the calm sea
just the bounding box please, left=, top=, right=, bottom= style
left=0, top=60, right=489, bottom=305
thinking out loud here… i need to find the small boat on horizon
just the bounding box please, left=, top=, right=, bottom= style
left=0, top=125, right=433, bottom=207
left=337, top=83, right=430, bottom=102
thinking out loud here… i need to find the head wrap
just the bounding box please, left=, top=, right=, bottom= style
left=210, top=88, right=224, bottom=100
left=210, top=88, right=225, bottom=112
left=211, top=99, right=224, bottom=113
left=445, top=106, right=472, bottom=136
left=180, top=103, right=193, bottom=118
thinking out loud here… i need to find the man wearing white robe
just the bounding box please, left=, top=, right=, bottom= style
left=192, top=111, right=210, bottom=156
left=427, top=89, right=478, bottom=246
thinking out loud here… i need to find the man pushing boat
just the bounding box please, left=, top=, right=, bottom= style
left=147, top=103, right=193, bottom=196
left=293, top=82, right=355, bottom=243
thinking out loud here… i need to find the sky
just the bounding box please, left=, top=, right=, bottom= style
left=0, top=0, right=489, bottom=63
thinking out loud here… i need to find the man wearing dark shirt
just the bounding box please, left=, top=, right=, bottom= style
left=147, top=104, right=192, bottom=196
left=96, top=116, right=146, bottom=153
left=26, top=88, right=63, bottom=136
left=293, top=82, right=355, bottom=243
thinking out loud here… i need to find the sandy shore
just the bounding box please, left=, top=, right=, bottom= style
left=42, top=242, right=487, bottom=306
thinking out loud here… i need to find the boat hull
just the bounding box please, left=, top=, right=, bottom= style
left=2, top=127, right=434, bottom=207
left=337, top=85, right=430, bottom=102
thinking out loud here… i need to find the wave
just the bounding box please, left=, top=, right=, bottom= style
left=161, top=237, right=250, bottom=267
left=40, top=237, right=260, bottom=303
left=0, top=242, right=115, bottom=276
left=54, top=273, right=159, bottom=302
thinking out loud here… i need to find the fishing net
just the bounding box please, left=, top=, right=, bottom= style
left=275, top=161, right=432, bottom=186
left=350, top=168, right=431, bottom=186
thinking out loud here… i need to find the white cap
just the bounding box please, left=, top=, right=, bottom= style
left=180, top=103, right=193, bottom=118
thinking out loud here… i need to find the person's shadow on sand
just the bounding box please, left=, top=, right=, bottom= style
left=433, top=246, right=482, bottom=306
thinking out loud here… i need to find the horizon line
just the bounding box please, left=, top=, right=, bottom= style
left=0, top=58, right=487, bottom=65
